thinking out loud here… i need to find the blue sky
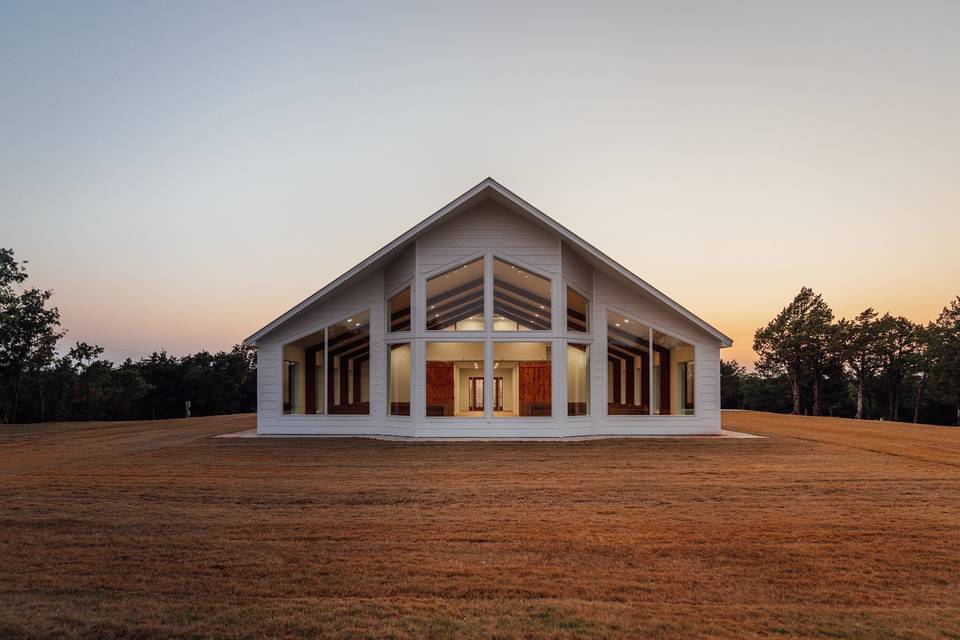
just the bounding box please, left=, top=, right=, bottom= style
left=2, top=1, right=958, bottom=364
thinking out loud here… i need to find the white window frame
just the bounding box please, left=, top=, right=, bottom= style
left=602, top=304, right=699, bottom=419
left=278, top=305, right=373, bottom=418
left=385, top=281, right=413, bottom=336
left=563, top=283, right=591, bottom=336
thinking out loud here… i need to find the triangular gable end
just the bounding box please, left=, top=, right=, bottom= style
left=245, top=178, right=732, bottom=347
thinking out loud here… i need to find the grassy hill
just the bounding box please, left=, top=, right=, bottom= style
left=1, top=411, right=958, bottom=639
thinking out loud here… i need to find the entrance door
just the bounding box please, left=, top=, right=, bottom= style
left=469, top=377, right=483, bottom=411
left=469, top=376, right=504, bottom=412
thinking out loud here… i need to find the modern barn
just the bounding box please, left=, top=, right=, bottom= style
left=245, top=179, right=731, bottom=437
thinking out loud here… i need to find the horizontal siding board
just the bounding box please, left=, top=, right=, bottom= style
left=561, top=242, right=593, bottom=294
left=383, top=244, right=416, bottom=293
left=417, top=201, right=561, bottom=274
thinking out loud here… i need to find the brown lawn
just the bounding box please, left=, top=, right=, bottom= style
left=1, top=411, right=959, bottom=639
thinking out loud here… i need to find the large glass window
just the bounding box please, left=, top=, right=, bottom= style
left=566, top=288, right=589, bottom=332
left=493, top=342, right=551, bottom=417
left=388, top=287, right=411, bottom=332
left=652, top=329, right=695, bottom=415
left=282, top=329, right=324, bottom=415
left=493, top=258, right=551, bottom=331
left=327, top=311, right=370, bottom=414
left=607, top=312, right=651, bottom=415
left=426, top=259, right=484, bottom=331
left=425, top=342, right=485, bottom=417
left=567, top=343, right=589, bottom=416
left=388, top=343, right=411, bottom=416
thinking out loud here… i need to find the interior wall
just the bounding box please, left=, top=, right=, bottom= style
left=425, top=342, right=484, bottom=360
left=567, top=346, right=588, bottom=404
left=388, top=345, right=411, bottom=404
left=456, top=365, right=484, bottom=412
left=492, top=342, right=549, bottom=360
left=497, top=365, right=515, bottom=411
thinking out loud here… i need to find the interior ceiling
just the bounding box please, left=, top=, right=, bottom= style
left=493, top=259, right=550, bottom=295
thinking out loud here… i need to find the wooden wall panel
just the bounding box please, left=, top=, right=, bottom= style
left=426, top=361, right=455, bottom=416
left=518, top=361, right=551, bottom=416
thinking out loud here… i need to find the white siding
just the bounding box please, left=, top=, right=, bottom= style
left=561, top=242, right=593, bottom=295
left=417, top=200, right=560, bottom=275
left=256, top=271, right=415, bottom=436
left=383, top=244, right=415, bottom=294
left=255, top=197, right=724, bottom=437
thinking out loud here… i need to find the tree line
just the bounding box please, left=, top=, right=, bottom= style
left=4, top=246, right=958, bottom=426
left=722, top=287, right=960, bottom=426
left=0, top=248, right=255, bottom=424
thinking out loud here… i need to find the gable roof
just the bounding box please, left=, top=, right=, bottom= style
left=245, top=178, right=732, bottom=347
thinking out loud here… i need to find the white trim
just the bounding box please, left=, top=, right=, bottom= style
left=490, top=250, right=555, bottom=335
left=423, top=251, right=487, bottom=334
left=245, top=178, right=731, bottom=347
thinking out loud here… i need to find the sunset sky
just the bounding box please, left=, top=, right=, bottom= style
left=2, top=1, right=958, bottom=366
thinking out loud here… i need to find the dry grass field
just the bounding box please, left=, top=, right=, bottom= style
left=1, top=411, right=959, bottom=639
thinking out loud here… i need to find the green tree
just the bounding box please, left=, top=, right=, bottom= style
left=753, top=287, right=835, bottom=415
left=910, top=324, right=932, bottom=424
left=741, top=372, right=793, bottom=413
left=928, top=297, right=960, bottom=425
left=720, top=359, right=746, bottom=409
left=837, top=308, right=882, bottom=420
left=105, top=360, right=149, bottom=420
left=874, top=314, right=922, bottom=421
left=0, top=249, right=64, bottom=423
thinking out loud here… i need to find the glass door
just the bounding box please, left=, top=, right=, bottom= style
left=469, top=377, right=484, bottom=411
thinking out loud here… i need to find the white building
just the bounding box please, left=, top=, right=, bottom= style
left=245, top=179, right=731, bottom=437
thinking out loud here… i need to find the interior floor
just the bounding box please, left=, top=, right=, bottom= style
left=452, top=410, right=520, bottom=417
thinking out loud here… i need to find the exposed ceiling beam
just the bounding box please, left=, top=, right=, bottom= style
left=426, top=277, right=484, bottom=306
left=427, top=300, right=485, bottom=330
left=427, top=289, right=484, bottom=319
left=493, top=278, right=550, bottom=308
